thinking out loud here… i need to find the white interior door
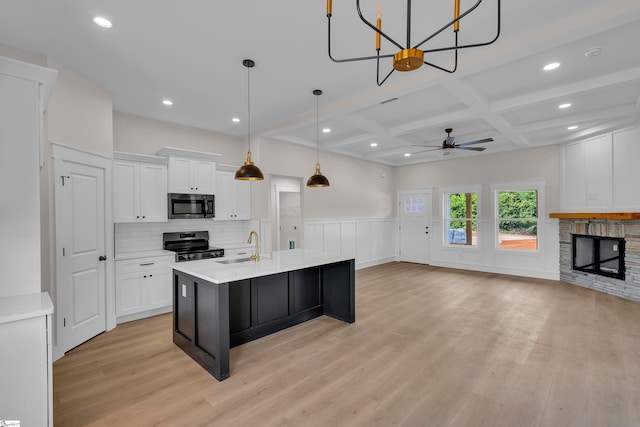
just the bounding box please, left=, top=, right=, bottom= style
left=56, top=159, right=107, bottom=352
left=399, top=191, right=431, bottom=264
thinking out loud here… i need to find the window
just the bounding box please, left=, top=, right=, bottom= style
left=495, top=187, right=539, bottom=250
left=404, top=196, right=425, bottom=214
left=444, top=191, right=478, bottom=246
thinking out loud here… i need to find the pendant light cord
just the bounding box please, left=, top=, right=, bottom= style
left=247, top=63, right=251, bottom=153
left=316, top=94, right=319, bottom=163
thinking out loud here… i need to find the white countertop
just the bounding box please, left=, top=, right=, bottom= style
left=170, top=249, right=353, bottom=284
left=0, top=292, right=54, bottom=325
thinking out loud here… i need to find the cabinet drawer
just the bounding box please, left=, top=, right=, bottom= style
left=225, top=247, right=253, bottom=258
left=116, top=255, right=173, bottom=274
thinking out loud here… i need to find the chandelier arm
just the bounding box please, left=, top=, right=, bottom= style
left=413, top=0, right=487, bottom=50
left=355, top=0, right=404, bottom=51
left=376, top=52, right=395, bottom=86
left=422, top=32, right=458, bottom=74
left=327, top=15, right=396, bottom=63
left=422, top=0, right=501, bottom=53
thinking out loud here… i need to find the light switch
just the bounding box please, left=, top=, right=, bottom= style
left=613, top=244, right=618, bottom=252
left=182, top=284, right=187, bottom=298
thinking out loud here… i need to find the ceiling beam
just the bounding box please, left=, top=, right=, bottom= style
left=493, top=66, right=640, bottom=113
left=441, top=79, right=530, bottom=147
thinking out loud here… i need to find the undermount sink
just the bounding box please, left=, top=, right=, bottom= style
left=215, top=257, right=254, bottom=265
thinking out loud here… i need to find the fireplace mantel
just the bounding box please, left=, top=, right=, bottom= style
left=549, top=212, right=640, bottom=220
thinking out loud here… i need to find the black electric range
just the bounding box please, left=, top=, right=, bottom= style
left=163, top=231, right=224, bottom=262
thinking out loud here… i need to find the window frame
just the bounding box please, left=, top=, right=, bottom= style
left=441, top=185, right=481, bottom=249
left=491, top=181, right=544, bottom=253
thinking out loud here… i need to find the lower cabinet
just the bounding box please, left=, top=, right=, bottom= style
left=116, top=255, right=173, bottom=319
left=172, top=259, right=355, bottom=381
left=228, top=267, right=322, bottom=344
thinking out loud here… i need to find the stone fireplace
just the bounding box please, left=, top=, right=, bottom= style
left=552, top=213, right=640, bottom=302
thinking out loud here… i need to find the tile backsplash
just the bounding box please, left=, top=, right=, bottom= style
left=114, top=219, right=256, bottom=254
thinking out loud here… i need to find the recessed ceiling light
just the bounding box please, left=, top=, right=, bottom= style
left=162, top=99, right=173, bottom=106
left=567, top=125, right=578, bottom=130
left=584, top=47, right=601, bottom=58
left=232, top=117, right=240, bottom=123
left=404, top=153, right=411, bottom=157
left=558, top=103, right=572, bottom=109
left=93, top=16, right=112, bottom=28
left=543, top=62, right=560, bottom=71
left=370, top=142, right=378, bottom=147
left=322, top=128, right=331, bottom=133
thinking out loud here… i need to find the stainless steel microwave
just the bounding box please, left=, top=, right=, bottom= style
left=168, top=193, right=214, bottom=219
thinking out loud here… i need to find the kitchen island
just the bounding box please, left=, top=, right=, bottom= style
left=170, top=249, right=355, bottom=381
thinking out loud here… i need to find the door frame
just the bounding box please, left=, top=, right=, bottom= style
left=269, top=175, right=303, bottom=252
left=51, top=143, right=114, bottom=361
left=397, top=189, right=433, bottom=264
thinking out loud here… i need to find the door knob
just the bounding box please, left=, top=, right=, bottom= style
left=98, top=255, right=107, bottom=261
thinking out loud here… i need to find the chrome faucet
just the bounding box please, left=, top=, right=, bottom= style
left=247, top=230, right=259, bottom=261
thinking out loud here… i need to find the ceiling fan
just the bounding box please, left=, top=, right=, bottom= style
left=412, top=128, right=493, bottom=156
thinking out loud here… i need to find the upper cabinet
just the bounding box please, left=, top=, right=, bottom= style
left=215, top=168, right=251, bottom=220
left=561, top=126, right=640, bottom=212
left=156, top=147, right=221, bottom=195
left=113, top=153, right=168, bottom=223
left=168, top=157, right=216, bottom=194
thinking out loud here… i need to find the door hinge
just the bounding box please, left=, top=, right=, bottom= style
left=61, top=175, right=70, bottom=186
left=63, top=317, right=66, bottom=327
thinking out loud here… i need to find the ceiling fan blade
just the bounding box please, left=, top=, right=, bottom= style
left=442, top=150, right=452, bottom=156
left=457, top=146, right=486, bottom=152
left=456, top=137, right=493, bottom=147
left=412, top=147, right=442, bottom=154
left=410, top=144, right=442, bottom=148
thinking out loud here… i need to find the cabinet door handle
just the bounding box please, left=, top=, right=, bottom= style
left=98, top=255, right=107, bottom=261
left=139, top=262, right=155, bottom=266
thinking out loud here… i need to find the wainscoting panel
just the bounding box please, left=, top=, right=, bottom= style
left=304, top=218, right=396, bottom=268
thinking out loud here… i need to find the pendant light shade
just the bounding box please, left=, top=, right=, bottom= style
left=307, top=89, right=330, bottom=188
left=235, top=59, right=264, bottom=181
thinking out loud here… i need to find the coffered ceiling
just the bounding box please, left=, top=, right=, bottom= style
left=1, top=0, right=639, bottom=166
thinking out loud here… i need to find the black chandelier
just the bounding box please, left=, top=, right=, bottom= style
left=326, top=0, right=501, bottom=86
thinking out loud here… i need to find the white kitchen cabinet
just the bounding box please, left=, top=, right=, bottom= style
left=113, top=158, right=168, bottom=223
left=215, top=169, right=251, bottom=220
left=168, top=156, right=216, bottom=194
left=224, top=245, right=254, bottom=258
left=115, top=255, right=173, bottom=319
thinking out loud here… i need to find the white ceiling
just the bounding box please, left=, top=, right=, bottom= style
left=1, top=0, right=639, bottom=166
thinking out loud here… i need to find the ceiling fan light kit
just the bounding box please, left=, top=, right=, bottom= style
left=326, top=0, right=501, bottom=86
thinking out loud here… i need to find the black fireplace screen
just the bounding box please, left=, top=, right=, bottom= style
left=572, top=234, right=625, bottom=280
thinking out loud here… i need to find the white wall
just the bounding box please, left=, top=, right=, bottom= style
left=113, top=111, right=245, bottom=162
left=395, top=145, right=561, bottom=280
left=253, top=137, right=396, bottom=220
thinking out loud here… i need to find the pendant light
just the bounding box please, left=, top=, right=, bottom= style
left=235, top=59, right=264, bottom=181
left=307, top=89, right=330, bottom=188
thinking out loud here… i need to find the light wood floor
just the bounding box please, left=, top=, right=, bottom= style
left=53, top=263, right=640, bottom=426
